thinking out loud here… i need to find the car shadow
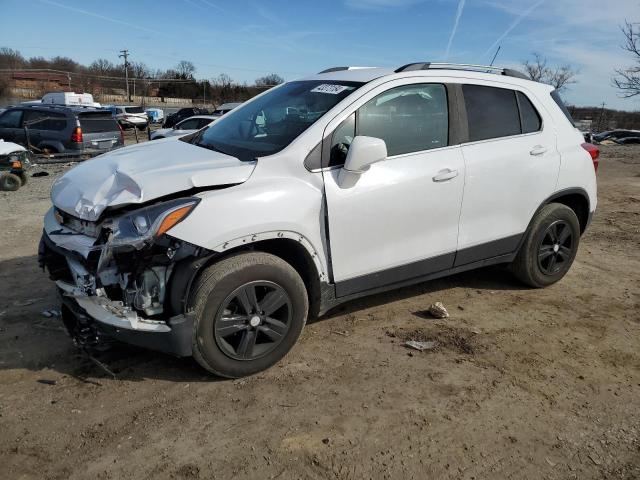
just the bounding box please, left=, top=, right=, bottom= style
left=0, top=254, right=527, bottom=382
left=317, top=264, right=528, bottom=321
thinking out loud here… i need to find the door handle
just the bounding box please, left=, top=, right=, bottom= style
left=432, top=168, right=459, bottom=182
left=530, top=145, right=547, bottom=156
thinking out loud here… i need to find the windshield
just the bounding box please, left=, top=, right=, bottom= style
left=190, top=80, right=363, bottom=161
left=125, top=106, right=144, bottom=114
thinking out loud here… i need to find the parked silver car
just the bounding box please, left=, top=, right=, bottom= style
left=211, top=102, right=243, bottom=118
left=149, top=115, right=216, bottom=140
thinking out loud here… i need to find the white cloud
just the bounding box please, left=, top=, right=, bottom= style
left=445, top=0, right=466, bottom=59
left=481, top=0, right=545, bottom=58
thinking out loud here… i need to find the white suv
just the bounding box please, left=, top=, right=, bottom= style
left=39, top=63, right=598, bottom=378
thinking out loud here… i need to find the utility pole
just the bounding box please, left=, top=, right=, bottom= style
left=67, top=73, right=71, bottom=89
left=119, top=49, right=130, bottom=102
left=203, top=82, right=206, bottom=107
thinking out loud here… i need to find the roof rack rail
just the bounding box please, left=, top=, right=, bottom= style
left=394, top=62, right=529, bottom=80
left=318, top=66, right=350, bottom=74
left=317, top=66, right=376, bottom=74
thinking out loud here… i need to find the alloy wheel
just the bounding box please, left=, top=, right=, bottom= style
left=537, top=220, right=574, bottom=275
left=213, top=281, right=292, bottom=360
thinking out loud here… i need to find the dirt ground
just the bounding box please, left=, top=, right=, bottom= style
left=0, top=141, right=638, bottom=480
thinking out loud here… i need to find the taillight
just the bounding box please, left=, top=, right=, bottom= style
left=71, top=126, right=83, bottom=143
left=117, top=123, right=124, bottom=143
left=581, top=143, right=599, bottom=172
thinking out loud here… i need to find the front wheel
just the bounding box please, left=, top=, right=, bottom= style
left=190, top=252, right=308, bottom=378
left=0, top=172, right=21, bottom=191
left=511, top=203, right=581, bottom=288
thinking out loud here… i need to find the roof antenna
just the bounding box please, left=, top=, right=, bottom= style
left=489, top=45, right=501, bottom=67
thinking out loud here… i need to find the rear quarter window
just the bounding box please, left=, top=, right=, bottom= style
left=550, top=90, right=575, bottom=126
left=516, top=92, right=542, bottom=134
left=463, top=84, right=521, bottom=142
left=78, top=113, right=120, bottom=133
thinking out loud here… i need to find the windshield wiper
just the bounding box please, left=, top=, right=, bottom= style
left=195, top=141, right=232, bottom=157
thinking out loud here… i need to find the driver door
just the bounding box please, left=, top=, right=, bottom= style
left=322, top=83, right=465, bottom=297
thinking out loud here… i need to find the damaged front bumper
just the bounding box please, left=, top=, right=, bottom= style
left=38, top=206, right=210, bottom=357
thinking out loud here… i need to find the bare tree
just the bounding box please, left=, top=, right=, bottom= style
left=255, top=73, right=284, bottom=87
left=28, top=56, right=50, bottom=69
left=523, top=53, right=547, bottom=82
left=522, top=53, right=577, bottom=92
left=130, top=61, right=150, bottom=79
left=212, top=73, right=233, bottom=88
left=0, top=47, right=25, bottom=69
left=175, top=60, right=196, bottom=80
left=48, top=56, right=79, bottom=72
left=613, top=21, right=640, bottom=98
left=89, top=58, right=116, bottom=76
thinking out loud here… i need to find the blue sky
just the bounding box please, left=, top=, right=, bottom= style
left=1, top=0, right=639, bottom=109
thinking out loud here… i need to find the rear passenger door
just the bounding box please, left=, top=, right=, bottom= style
left=23, top=110, right=67, bottom=148
left=456, top=84, right=560, bottom=266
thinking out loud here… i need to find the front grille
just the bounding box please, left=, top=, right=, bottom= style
left=55, top=208, right=101, bottom=237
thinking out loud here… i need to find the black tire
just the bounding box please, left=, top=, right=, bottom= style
left=190, top=252, right=308, bottom=378
left=19, top=172, right=28, bottom=186
left=0, top=172, right=21, bottom=191
left=42, top=146, right=58, bottom=155
left=511, top=203, right=581, bottom=288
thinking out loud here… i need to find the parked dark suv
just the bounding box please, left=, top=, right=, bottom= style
left=162, top=107, right=210, bottom=128
left=0, top=105, right=124, bottom=155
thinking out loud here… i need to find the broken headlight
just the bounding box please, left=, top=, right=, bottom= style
left=108, top=198, right=199, bottom=247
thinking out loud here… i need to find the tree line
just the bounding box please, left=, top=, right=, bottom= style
left=0, top=47, right=284, bottom=104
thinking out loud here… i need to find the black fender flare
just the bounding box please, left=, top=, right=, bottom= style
left=515, top=187, right=591, bottom=254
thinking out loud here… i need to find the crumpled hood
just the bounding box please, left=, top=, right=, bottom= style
left=0, top=139, right=27, bottom=155
left=51, top=138, right=256, bottom=221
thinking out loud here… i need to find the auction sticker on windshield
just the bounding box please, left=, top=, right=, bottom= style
left=311, top=84, right=355, bottom=94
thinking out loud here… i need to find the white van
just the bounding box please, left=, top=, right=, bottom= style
left=41, top=92, right=101, bottom=107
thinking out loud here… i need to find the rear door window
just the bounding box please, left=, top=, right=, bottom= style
left=517, top=92, right=542, bottom=134
left=177, top=118, right=200, bottom=130
left=78, top=112, right=120, bottom=133
left=23, top=110, right=67, bottom=131
left=124, top=106, right=144, bottom=114
left=0, top=110, right=23, bottom=128
left=463, top=85, right=521, bottom=141
left=197, top=118, right=213, bottom=129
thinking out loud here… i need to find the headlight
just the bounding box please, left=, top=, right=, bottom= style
left=8, top=151, right=29, bottom=169
left=109, top=198, right=199, bottom=247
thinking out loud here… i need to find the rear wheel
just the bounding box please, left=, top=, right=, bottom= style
left=0, top=172, right=21, bottom=191
left=190, top=252, right=308, bottom=378
left=511, top=203, right=580, bottom=287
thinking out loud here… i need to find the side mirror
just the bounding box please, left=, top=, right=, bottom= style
left=343, top=136, right=387, bottom=174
